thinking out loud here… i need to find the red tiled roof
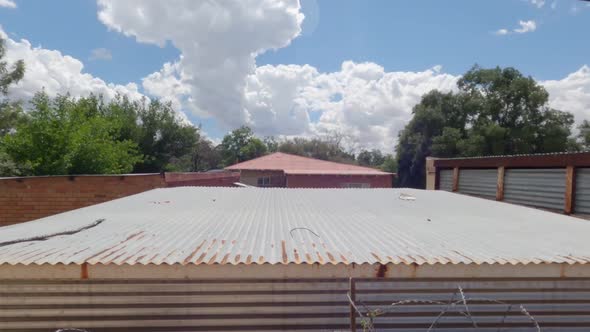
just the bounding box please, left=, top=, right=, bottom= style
left=225, top=152, right=392, bottom=175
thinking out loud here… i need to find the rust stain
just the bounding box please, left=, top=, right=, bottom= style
left=376, top=263, right=388, bottom=278
left=281, top=240, right=288, bottom=264
left=207, top=253, right=218, bottom=264
left=560, top=264, right=567, bottom=278
left=305, top=253, right=313, bottom=263
left=84, top=231, right=145, bottom=262
left=371, top=252, right=382, bottom=262
left=326, top=251, right=336, bottom=263
left=316, top=251, right=325, bottom=264
left=234, top=254, right=241, bottom=263
left=162, top=250, right=178, bottom=262
left=339, top=254, right=349, bottom=264
left=246, top=255, right=253, bottom=264
left=183, top=240, right=207, bottom=264
left=293, top=249, right=300, bottom=263
left=409, top=263, right=418, bottom=278
left=195, top=252, right=208, bottom=264
left=258, top=256, right=265, bottom=264
left=220, top=253, right=230, bottom=264
left=80, top=262, right=89, bottom=279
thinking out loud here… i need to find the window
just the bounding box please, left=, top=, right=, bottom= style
left=257, top=176, right=271, bottom=187
left=341, top=183, right=370, bottom=188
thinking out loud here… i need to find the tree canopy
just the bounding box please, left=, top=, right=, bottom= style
left=396, top=65, right=579, bottom=188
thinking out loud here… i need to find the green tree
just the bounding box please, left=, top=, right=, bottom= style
left=275, top=136, right=356, bottom=163
left=168, top=132, right=222, bottom=172
left=220, top=126, right=267, bottom=166
left=357, top=149, right=385, bottom=167
left=0, top=37, right=26, bottom=176
left=2, top=93, right=142, bottom=175
left=396, top=65, right=578, bottom=188
left=379, top=154, right=397, bottom=173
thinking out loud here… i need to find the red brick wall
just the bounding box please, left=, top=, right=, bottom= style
left=0, top=174, right=165, bottom=226
left=0, top=172, right=241, bottom=226
left=285, top=174, right=393, bottom=188
left=165, top=172, right=240, bottom=187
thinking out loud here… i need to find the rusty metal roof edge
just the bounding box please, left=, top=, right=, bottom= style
left=1, top=260, right=587, bottom=267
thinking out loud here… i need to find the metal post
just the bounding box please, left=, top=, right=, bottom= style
left=349, top=277, right=357, bottom=332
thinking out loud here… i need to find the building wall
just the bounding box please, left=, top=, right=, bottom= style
left=165, top=172, right=240, bottom=187
left=2, top=268, right=590, bottom=331
left=239, top=170, right=286, bottom=187
left=431, top=152, right=590, bottom=215
left=0, top=172, right=239, bottom=226
left=0, top=174, right=165, bottom=226
left=286, top=174, right=393, bottom=188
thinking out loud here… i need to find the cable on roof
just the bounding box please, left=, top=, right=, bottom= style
left=0, top=218, right=105, bottom=248
left=290, top=227, right=320, bottom=239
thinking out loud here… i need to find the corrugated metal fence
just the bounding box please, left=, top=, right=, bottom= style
left=439, top=170, right=453, bottom=192
left=458, top=169, right=497, bottom=199
left=2, top=278, right=590, bottom=331
left=437, top=166, right=590, bottom=215
left=576, top=168, right=590, bottom=215
left=504, top=168, right=566, bottom=211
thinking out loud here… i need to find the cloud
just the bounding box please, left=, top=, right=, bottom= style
left=1, top=27, right=143, bottom=103
left=541, top=65, right=590, bottom=129
left=89, top=47, right=112, bottom=61
left=514, top=20, right=537, bottom=33
left=530, top=0, right=544, bottom=8
left=495, top=28, right=509, bottom=36
left=495, top=20, right=537, bottom=35
left=97, top=0, right=460, bottom=151
left=0, top=0, right=16, bottom=9
left=97, top=0, right=304, bottom=129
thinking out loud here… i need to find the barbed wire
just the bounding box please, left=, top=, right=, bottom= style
left=347, top=284, right=541, bottom=332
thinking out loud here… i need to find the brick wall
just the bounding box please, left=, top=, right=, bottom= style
left=165, top=172, right=240, bottom=187
left=0, top=172, right=239, bottom=226
left=285, top=174, right=393, bottom=188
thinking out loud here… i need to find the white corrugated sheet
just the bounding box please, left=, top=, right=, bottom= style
left=0, top=187, right=589, bottom=266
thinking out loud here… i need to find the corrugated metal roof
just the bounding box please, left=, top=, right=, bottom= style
left=225, top=152, right=391, bottom=175
left=1, top=187, right=589, bottom=266
left=434, top=151, right=590, bottom=161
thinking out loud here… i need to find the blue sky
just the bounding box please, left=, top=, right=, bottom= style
left=1, top=0, right=589, bottom=150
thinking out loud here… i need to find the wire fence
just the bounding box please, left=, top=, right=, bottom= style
left=348, top=284, right=541, bottom=332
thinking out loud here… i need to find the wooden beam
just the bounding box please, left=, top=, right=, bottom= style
left=565, top=166, right=575, bottom=215
left=496, top=166, right=505, bottom=201
left=452, top=167, right=459, bottom=192
left=434, top=152, right=590, bottom=169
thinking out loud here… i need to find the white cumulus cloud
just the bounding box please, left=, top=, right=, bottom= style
left=542, top=65, right=590, bottom=128
left=96, top=0, right=460, bottom=151
left=495, top=20, right=537, bottom=35
left=0, top=0, right=16, bottom=9
left=1, top=27, right=143, bottom=103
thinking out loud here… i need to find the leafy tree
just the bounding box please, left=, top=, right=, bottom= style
left=275, top=136, right=356, bottom=163
left=397, top=65, right=578, bottom=188
left=3, top=93, right=142, bottom=175
left=379, top=154, right=397, bottom=173
left=576, top=120, right=590, bottom=151
left=220, top=126, right=267, bottom=166
left=0, top=37, right=26, bottom=176
left=168, top=133, right=222, bottom=172
left=357, top=149, right=385, bottom=167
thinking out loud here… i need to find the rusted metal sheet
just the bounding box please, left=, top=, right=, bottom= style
left=504, top=168, right=566, bottom=211
left=1, top=187, right=590, bottom=267
left=2, top=278, right=590, bottom=331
